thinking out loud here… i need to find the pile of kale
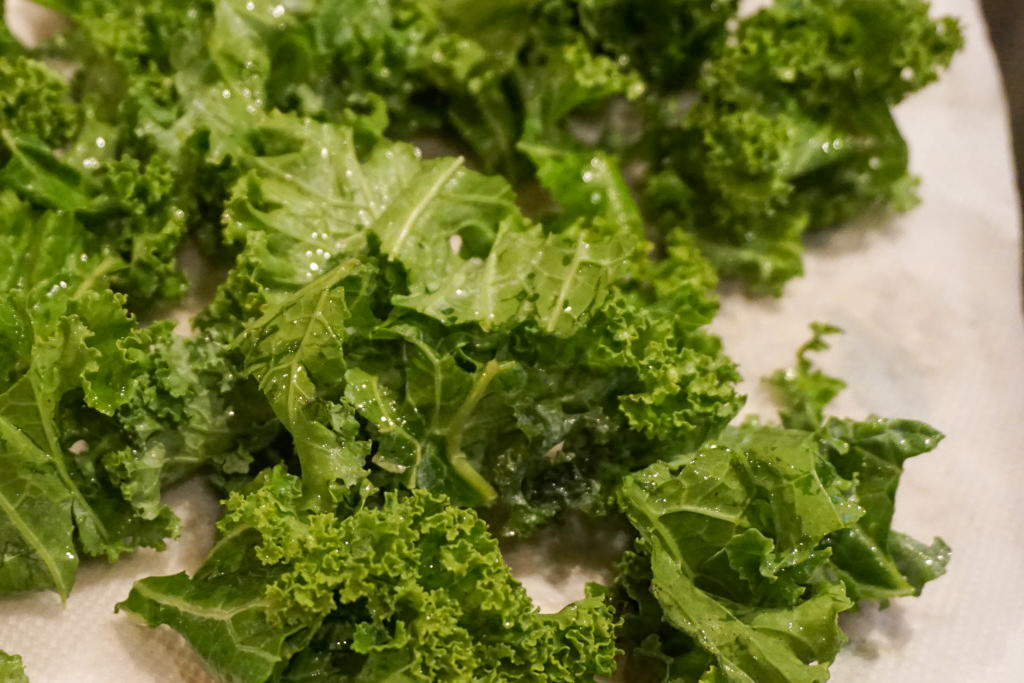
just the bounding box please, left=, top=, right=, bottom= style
left=0, top=1, right=960, bottom=681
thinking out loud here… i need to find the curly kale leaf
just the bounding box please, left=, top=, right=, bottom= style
left=0, top=192, right=264, bottom=597
left=343, top=327, right=513, bottom=508
left=200, top=103, right=638, bottom=340
left=703, top=0, right=963, bottom=109
left=764, top=323, right=950, bottom=600
left=173, top=84, right=739, bottom=531
left=0, top=203, right=189, bottom=596
left=33, top=0, right=209, bottom=117
left=480, top=232, right=739, bottom=535
left=0, top=292, right=266, bottom=598
left=0, top=14, right=198, bottom=306
left=647, top=0, right=963, bottom=293
left=119, top=467, right=619, bottom=682
left=616, top=429, right=857, bottom=683
left=235, top=260, right=375, bottom=508
left=37, top=0, right=964, bottom=298
left=0, top=56, right=81, bottom=148
left=0, top=128, right=188, bottom=305
left=191, top=101, right=739, bottom=533
left=820, top=417, right=948, bottom=602
left=765, top=322, right=847, bottom=431
left=341, top=296, right=739, bottom=534
left=0, top=288, right=177, bottom=597
left=0, top=650, right=28, bottom=682
left=614, top=328, right=949, bottom=681
left=579, top=0, right=737, bottom=89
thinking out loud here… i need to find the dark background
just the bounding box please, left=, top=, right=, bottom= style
left=981, top=0, right=1024, bottom=209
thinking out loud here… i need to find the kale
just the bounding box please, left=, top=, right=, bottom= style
left=0, top=650, right=28, bottom=682
left=613, top=326, right=949, bottom=681
left=0, top=2, right=958, bottom=680
left=644, top=0, right=963, bottom=292
left=119, top=468, right=619, bottom=682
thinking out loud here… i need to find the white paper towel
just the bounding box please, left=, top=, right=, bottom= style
left=1, top=0, right=1021, bottom=681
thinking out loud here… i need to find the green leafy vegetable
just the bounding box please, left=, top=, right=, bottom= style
left=0, top=1, right=957, bottom=681
left=34, top=0, right=962, bottom=291
left=0, top=173, right=263, bottom=597
left=119, top=467, right=619, bottom=682
left=766, top=322, right=847, bottom=431
left=0, top=278, right=264, bottom=597
left=579, top=0, right=738, bottom=89
left=0, top=56, right=81, bottom=148
left=174, top=79, right=740, bottom=531
left=0, top=650, right=28, bottom=682
left=644, top=0, right=963, bottom=292
left=0, top=287, right=175, bottom=597
left=613, top=325, right=948, bottom=681
left=615, top=430, right=856, bottom=682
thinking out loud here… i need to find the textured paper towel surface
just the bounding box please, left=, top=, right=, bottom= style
left=1, top=0, right=1022, bottom=681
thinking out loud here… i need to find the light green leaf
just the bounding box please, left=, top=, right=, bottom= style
left=237, top=260, right=374, bottom=507
left=0, top=650, right=29, bottom=682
